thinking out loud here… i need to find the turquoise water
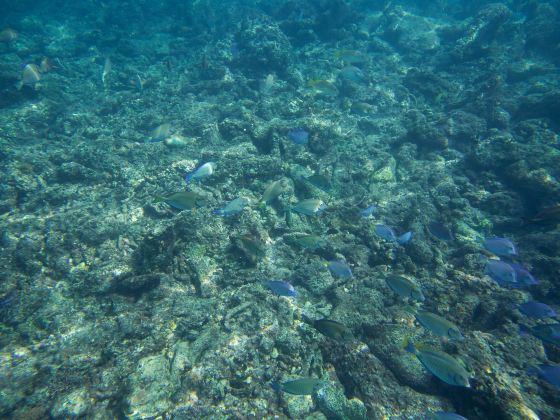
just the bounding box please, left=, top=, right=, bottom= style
left=1, top=1, right=559, bottom=418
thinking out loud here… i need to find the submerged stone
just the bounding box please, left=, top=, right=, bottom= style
left=50, top=388, right=92, bottom=418
left=126, top=354, right=179, bottom=419
left=315, top=382, right=367, bottom=420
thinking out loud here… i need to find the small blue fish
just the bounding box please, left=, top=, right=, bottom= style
left=375, top=224, right=411, bottom=246
left=213, top=197, right=247, bottom=217
left=375, top=224, right=397, bottom=241
left=328, top=260, right=353, bottom=279
left=484, top=237, right=517, bottom=257
left=485, top=260, right=516, bottom=286
left=513, top=302, right=557, bottom=319
left=519, top=323, right=560, bottom=346
left=428, top=221, right=454, bottom=241
left=288, top=128, right=309, bottom=145
left=397, top=231, right=413, bottom=245
left=185, top=162, right=216, bottom=183
left=359, top=204, right=376, bottom=218
left=527, top=364, right=560, bottom=388
left=266, top=280, right=297, bottom=297
left=339, top=66, right=365, bottom=82
left=509, top=263, right=538, bottom=287
left=291, top=199, right=326, bottom=216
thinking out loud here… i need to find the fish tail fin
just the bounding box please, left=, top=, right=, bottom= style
left=15, top=81, right=23, bottom=90
left=270, top=381, right=281, bottom=392
left=519, top=324, right=531, bottom=337
left=153, top=196, right=165, bottom=203
left=213, top=209, right=224, bottom=216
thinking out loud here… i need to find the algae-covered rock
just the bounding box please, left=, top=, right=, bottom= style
left=111, top=272, right=165, bottom=295
left=126, top=354, right=180, bottom=419
left=285, top=394, right=316, bottom=419
left=445, top=110, right=487, bottom=152
left=370, top=157, right=397, bottom=184
left=449, top=3, right=512, bottom=60
left=292, top=260, right=335, bottom=296
left=173, top=297, right=212, bottom=340
left=0, top=347, right=38, bottom=416
left=314, top=382, right=367, bottom=420
left=404, top=113, right=449, bottom=150
left=366, top=324, right=434, bottom=391
left=171, top=341, right=193, bottom=374
left=524, top=3, right=560, bottom=54
left=383, top=6, right=440, bottom=54
left=50, top=388, right=92, bottom=419
left=187, top=326, right=222, bottom=365
left=2, top=1, right=560, bottom=419
left=237, top=19, right=294, bottom=76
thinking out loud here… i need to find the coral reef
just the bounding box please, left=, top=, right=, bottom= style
left=1, top=0, right=559, bottom=419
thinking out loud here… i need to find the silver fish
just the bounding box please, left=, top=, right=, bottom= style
left=17, top=64, right=41, bottom=90
left=291, top=199, right=326, bottom=216
left=262, top=178, right=289, bottom=204
left=405, top=341, right=471, bottom=387
left=414, top=310, right=463, bottom=340
left=102, top=57, right=111, bottom=86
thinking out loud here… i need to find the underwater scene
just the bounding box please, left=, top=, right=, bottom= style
left=1, top=0, right=559, bottom=418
